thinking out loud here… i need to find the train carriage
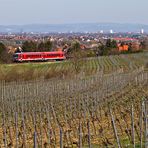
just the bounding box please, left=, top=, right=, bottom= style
left=13, top=51, right=66, bottom=62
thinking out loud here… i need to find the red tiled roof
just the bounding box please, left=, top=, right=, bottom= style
left=113, top=38, right=138, bottom=41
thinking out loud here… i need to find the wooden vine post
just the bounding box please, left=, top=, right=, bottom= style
left=109, top=105, right=121, bottom=148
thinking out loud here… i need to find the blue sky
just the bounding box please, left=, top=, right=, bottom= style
left=0, top=0, right=147, bottom=25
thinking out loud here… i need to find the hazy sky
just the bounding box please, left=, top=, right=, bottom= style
left=0, top=0, right=147, bottom=25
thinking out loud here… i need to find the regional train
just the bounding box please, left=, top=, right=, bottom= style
left=13, top=51, right=66, bottom=62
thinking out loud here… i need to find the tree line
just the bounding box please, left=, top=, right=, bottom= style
left=67, top=39, right=145, bottom=58
left=15, top=40, right=53, bottom=53
left=0, top=43, right=12, bottom=63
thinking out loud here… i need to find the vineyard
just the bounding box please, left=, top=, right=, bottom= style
left=0, top=52, right=147, bottom=81
left=0, top=52, right=148, bottom=147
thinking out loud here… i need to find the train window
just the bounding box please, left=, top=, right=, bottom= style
left=35, top=54, right=41, bottom=58
left=54, top=54, right=59, bottom=57
left=48, top=54, right=52, bottom=57
left=27, top=55, right=32, bottom=58
left=13, top=54, right=18, bottom=58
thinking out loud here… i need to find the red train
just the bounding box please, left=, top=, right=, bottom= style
left=13, top=51, right=66, bottom=62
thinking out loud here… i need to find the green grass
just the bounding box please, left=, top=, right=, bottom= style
left=0, top=52, right=147, bottom=81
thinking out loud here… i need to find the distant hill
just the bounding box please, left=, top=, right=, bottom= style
left=0, top=23, right=148, bottom=33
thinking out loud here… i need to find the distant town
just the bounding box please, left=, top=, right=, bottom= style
left=0, top=28, right=148, bottom=63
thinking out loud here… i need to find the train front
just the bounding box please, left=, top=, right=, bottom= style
left=13, top=53, right=20, bottom=62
